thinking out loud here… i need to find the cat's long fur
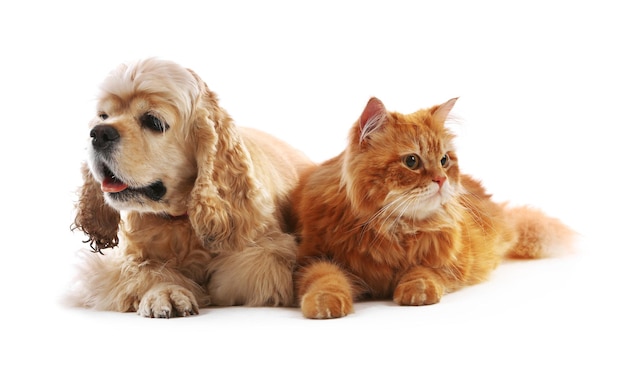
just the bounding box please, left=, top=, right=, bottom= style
left=293, top=97, right=574, bottom=319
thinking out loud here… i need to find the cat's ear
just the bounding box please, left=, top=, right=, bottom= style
left=432, top=97, right=458, bottom=125
left=357, top=97, right=387, bottom=144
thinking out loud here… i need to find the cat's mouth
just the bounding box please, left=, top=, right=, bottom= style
left=386, top=184, right=450, bottom=220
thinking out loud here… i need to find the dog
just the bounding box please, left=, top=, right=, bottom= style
left=70, top=58, right=314, bottom=317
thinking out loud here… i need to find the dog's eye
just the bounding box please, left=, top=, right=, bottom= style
left=140, top=114, right=169, bottom=132
left=99, top=113, right=109, bottom=120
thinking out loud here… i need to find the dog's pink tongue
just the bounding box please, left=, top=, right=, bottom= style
left=101, top=176, right=128, bottom=193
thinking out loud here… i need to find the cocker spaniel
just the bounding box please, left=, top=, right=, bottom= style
left=70, top=58, right=314, bottom=317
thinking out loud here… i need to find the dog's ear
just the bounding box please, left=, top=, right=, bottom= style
left=71, top=163, right=121, bottom=253
left=187, top=79, right=273, bottom=250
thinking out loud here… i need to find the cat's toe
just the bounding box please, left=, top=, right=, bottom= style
left=393, top=278, right=443, bottom=306
left=300, top=291, right=353, bottom=319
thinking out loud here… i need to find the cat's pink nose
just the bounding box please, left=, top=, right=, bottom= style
left=433, top=176, right=446, bottom=188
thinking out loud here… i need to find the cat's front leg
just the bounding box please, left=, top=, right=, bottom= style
left=296, top=261, right=354, bottom=319
left=394, top=266, right=446, bottom=306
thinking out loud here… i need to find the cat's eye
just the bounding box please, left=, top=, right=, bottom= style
left=441, top=154, right=449, bottom=167
left=403, top=154, right=422, bottom=170
left=98, top=113, right=109, bottom=120
left=140, top=113, right=169, bottom=133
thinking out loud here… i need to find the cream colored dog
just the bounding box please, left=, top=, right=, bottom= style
left=70, top=58, right=314, bottom=317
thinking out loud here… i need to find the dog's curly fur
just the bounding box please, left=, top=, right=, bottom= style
left=69, top=58, right=314, bottom=317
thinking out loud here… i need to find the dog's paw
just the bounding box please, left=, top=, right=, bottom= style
left=137, top=283, right=200, bottom=318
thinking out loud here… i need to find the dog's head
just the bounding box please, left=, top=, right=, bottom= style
left=86, top=58, right=202, bottom=215
left=73, top=58, right=255, bottom=252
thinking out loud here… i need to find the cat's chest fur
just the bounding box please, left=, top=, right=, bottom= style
left=339, top=217, right=460, bottom=298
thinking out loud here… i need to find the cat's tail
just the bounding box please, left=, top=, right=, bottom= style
left=503, top=205, right=577, bottom=259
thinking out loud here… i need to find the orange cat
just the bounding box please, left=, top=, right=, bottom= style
left=293, top=97, right=574, bottom=319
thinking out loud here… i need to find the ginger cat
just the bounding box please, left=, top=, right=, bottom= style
left=293, top=97, right=574, bottom=319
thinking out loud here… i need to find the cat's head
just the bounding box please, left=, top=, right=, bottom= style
left=341, top=97, right=461, bottom=221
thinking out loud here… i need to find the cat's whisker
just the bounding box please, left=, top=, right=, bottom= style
left=358, top=193, right=424, bottom=251
left=373, top=191, right=421, bottom=250
left=457, top=188, right=499, bottom=235
left=370, top=197, right=413, bottom=250
left=361, top=195, right=403, bottom=227
left=359, top=196, right=406, bottom=245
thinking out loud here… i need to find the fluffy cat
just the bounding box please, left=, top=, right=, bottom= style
left=292, top=97, right=574, bottom=319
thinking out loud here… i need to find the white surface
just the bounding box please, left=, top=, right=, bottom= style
left=1, top=1, right=623, bottom=377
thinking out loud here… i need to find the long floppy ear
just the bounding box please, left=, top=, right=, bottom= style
left=71, top=163, right=121, bottom=253
left=187, top=79, right=274, bottom=251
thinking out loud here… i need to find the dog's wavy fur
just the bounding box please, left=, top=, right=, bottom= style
left=69, top=58, right=314, bottom=317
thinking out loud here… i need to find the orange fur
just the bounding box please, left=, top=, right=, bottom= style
left=293, top=97, right=574, bottom=319
left=69, top=58, right=314, bottom=317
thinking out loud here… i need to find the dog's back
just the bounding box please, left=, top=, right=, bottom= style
left=240, top=127, right=315, bottom=233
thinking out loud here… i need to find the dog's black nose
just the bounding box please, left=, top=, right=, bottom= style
left=90, top=125, right=120, bottom=150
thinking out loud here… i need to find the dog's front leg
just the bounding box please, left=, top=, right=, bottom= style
left=206, top=230, right=297, bottom=306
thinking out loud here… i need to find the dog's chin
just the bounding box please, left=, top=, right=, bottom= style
left=92, top=161, right=169, bottom=210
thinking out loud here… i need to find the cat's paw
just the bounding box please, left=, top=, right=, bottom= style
left=137, top=283, right=200, bottom=318
left=300, top=290, right=353, bottom=319
left=393, top=278, right=444, bottom=306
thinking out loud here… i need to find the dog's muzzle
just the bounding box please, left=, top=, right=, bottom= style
left=88, top=124, right=167, bottom=203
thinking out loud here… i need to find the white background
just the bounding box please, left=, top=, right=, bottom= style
left=1, top=1, right=624, bottom=377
